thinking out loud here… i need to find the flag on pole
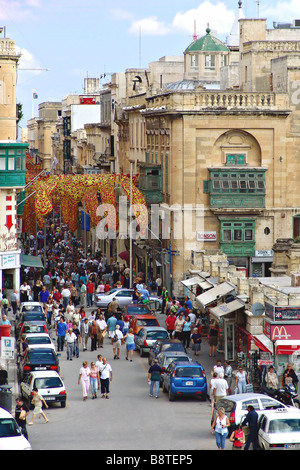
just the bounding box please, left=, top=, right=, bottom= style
left=33, top=93, right=38, bottom=99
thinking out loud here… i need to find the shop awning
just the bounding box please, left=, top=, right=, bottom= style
left=21, top=254, right=43, bottom=269
left=196, top=281, right=236, bottom=309
left=181, top=276, right=204, bottom=288
left=252, top=334, right=274, bottom=354
left=209, top=299, right=245, bottom=320
left=275, top=340, right=300, bottom=355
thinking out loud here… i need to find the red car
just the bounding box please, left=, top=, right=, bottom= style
left=129, top=314, right=160, bottom=334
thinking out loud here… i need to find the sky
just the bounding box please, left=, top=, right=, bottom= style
left=0, top=0, right=300, bottom=128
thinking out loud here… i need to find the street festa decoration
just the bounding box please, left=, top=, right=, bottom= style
left=22, top=173, right=147, bottom=236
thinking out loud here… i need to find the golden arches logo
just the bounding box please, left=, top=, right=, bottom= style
left=272, top=326, right=290, bottom=340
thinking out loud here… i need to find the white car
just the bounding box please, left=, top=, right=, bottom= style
left=0, top=407, right=31, bottom=450
left=258, top=408, right=300, bottom=450
left=94, top=288, right=134, bottom=309
left=215, top=393, right=290, bottom=433
left=22, top=333, right=56, bottom=352
left=20, top=302, right=44, bottom=314
left=21, top=371, right=67, bottom=409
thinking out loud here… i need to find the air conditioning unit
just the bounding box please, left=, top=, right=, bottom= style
left=293, top=19, right=300, bottom=28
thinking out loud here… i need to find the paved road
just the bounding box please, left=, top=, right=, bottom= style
left=10, top=308, right=232, bottom=451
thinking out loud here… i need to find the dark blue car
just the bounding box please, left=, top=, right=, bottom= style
left=162, top=361, right=207, bottom=401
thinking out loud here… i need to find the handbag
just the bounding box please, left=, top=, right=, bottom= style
left=19, top=409, right=26, bottom=420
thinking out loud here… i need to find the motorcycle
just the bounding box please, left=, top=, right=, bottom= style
left=261, top=383, right=300, bottom=408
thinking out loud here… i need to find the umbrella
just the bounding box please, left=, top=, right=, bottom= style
left=118, top=251, right=130, bottom=264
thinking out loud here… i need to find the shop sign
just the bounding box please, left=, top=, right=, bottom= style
left=196, top=231, right=217, bottom=242
left=265, top=302, right=300, bottom=321
left=255, top=250, right=273, bottom=257
left=264, top=320, right=300, bottom=341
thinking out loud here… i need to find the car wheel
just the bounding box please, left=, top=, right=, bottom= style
left=139, top=347, right=145, bottom=357
left=169, top=389, right=175, bottom=401
left=61, top=401, right=66, bottom=408
left=162, top=382, right=167, bottom=393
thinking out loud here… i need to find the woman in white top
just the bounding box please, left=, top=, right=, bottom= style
left=211, top=407, right=230, bottom=450
left=235, top=366, right=249, bottom=394
left=78, top=361, right=91, bottom=401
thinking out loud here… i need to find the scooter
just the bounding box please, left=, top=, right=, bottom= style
left=262, top=383, right=300, bottom=408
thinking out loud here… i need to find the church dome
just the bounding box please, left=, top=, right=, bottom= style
left=185, top=27, right=229, bottom=53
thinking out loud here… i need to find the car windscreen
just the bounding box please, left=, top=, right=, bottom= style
left=23, top=325, right=45, bottom=334
left=22, top=306, right=43, bottom=312
left=147, top=331, right=169, bottom=340
left=165, top=356, right=189, bottom=366
left=175, top=367, right=203, bottom=378
left=162, top=343, right=185, bottom=352
left=29, top=351, right=55, bottom=362
left=23, top=313, right=44, bottom=322
left=0, top=418, right=22, bottom=438
left=27, top=336, right=51, bottom=345
left=34, top=377, right=63, bottom=389
left=269, top=418, right=300, bottom=433
left=127, top=306, right=149, bottom=314
left=137, top=319, right=157, bottom=326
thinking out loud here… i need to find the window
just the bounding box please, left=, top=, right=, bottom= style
left=221, top=220, right=255, bottom=244
left=210, top=170, right=266, bottom=194
left=226, top=154, right=246, bottom=165
left=205, top=54, right=215, bottom=69
left=190, top=54, right=198, bottom=68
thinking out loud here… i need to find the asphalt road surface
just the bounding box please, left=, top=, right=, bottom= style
left=23, top=326, right=226, bottom=451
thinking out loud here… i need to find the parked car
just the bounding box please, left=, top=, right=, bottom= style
left=0, top=407, right=31, bottom=450
left=17, top=322, right=48, bottom=341
left=258, top=408, right=300, bottom=450
left=18, top=333, right=55, bottom=354
left=155, top=351, right=192, bottom=385
left=21, top=371, right=67, bottom=409
left=129, top=314, right=160, bottom=334
left=19, top=302, right=44, bottom=314
left=18, top=348, right=60, bottom=381
left=94, top=288, right=134, bottom=309
left=15, top=312, right=46, bottom=338
left=134, top=326, right=169, bottom=357
left=215, top=393, right=291, bottom=434
left=162, top=361, right=207, bottom=401
left=148, top=339, right=186, bottom=365
left=124, top=304, right=150, bottom=316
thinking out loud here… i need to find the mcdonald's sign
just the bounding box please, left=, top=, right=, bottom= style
left=272, top=325, right=290, bottom=340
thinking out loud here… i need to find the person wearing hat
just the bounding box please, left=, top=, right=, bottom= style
left=148, top=359, right=162, bottom=399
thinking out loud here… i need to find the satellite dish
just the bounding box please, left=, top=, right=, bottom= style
left=251, top=302, right=265, bottom=317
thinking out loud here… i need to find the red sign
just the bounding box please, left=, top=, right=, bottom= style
left=264, top=320, right=300, bottom=341
left=80, top=97, right=96, bottom=105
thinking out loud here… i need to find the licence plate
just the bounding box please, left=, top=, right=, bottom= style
left=35, top=367, right=46, bottom=370
left=45, top=397, right=56, bottom=401
left=286, top=444, right=300, bottom=449
left=185, top=381, right=193, bottom=386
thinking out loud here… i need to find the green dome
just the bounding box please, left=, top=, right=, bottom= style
left=185, top=28, right=229, bottom=53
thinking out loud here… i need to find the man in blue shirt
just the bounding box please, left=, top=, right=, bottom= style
left=107, top=313, right=117, bottom=344
left=56, top=317, right=67, bottom=352
left=242, top=405, right=259, bottom=450
left=39, top=286, right=49, bottom=306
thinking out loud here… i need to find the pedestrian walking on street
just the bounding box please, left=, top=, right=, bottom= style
left=123, top=328, right=135, bottom=361
left=211, top=407, right=230, bottom=450
left=65, top=328, right=77, bottom=360
left=191, top=327, right=202, bottom=356
left=113, top=324, right=123, bottom=359
left=208, top=321, right=218, bottom=357
left=80, top=317, right=89, bottom=351
left=148, top=359, right=162, bottom=398
left=224, top=361, right=233, bottom=394
left=89, top=362, right=100, bottom=399
left=15, top=397, right=29, bottom=439
left=56, top=316, right=67, bottom=352
left=28, top=388, right=49, bottom=425
left=235, top=366, right=249, bottom=394
left=78, top=361, right=91, bottom=401
left=98, top=357, right=113, bottom=399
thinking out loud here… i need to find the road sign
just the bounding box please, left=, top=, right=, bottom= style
left=1, top=337, right=15, bottom=359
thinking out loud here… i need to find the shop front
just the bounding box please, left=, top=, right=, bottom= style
left=0, top=250, right=21, bottom=299
left=263, top=318, right=300, bottom=385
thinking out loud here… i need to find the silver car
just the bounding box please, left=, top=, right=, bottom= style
left=134, top=326, right=170, bottom=357
left=155, top=351, right=192, bottom=385
left=94, top=288, right=134, bottom=309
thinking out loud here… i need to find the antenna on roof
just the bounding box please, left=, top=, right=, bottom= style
left=193, top=19, right=198, bottom=41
